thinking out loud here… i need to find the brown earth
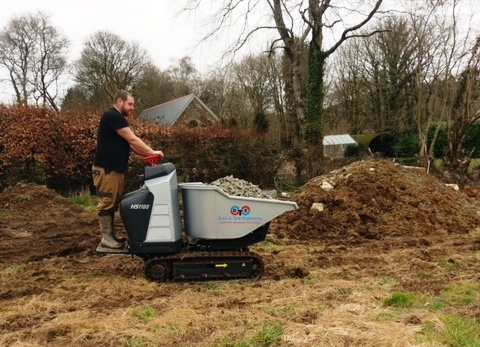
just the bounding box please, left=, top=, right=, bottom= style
left=1, top=158, right=480, bottom=346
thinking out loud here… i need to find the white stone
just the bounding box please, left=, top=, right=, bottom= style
left=321, top=181, right=334, bottom=191
left=445, top=183, right=459, bottom=191
left=310, top=202, right=324, bottom=214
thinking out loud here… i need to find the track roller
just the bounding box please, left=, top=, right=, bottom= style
left=145, top=258, right=172, bottom=282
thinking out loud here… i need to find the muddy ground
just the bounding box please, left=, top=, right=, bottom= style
left=1, top=158, right=480, bottom=346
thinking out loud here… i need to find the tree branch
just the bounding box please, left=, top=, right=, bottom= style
left=325, top=0, right=384, bottom=56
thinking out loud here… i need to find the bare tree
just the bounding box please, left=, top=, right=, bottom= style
left=74, top=31, right=151, bottom=107
left=327, top=42, right=372, bottom=134
left=133, top=63, right=174, bottom=112
left=0, top=11, right=69, bottom=110
left=233, top=54, right=274, bottom=115
left=335, top=16, right=419, bottom=135
left=181, top=0, right=385, bottom=177
left=165, top=56, right=197, bottom=99
left=401, top=0, right=480, bottom=176
left=406, top=2, right=452, bottom=169
left=443, top=39, right=480, bottom=183
left=266, top=51, right=289, bottom=146
left=228, top=52, right=288, bottom=141
left=191, top=68, right=228, bottom=118
left=190, top=50, right=287, bottom=140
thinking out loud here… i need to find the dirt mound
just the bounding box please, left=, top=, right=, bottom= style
left=0, top=182, right=80, bottom=211
left=273, top=158, right=480, bottom=242
left=0, top=183, right=99, bottom=265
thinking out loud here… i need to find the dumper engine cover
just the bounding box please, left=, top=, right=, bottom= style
left=119, top=188, right=153, bottom=242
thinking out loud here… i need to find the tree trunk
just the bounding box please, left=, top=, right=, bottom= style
left=305, top=45, right=325, bottom=177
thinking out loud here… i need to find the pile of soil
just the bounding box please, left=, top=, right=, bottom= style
left=273, top=159, right=480, bottom=242
left=0, top=183, right=99, bottom=265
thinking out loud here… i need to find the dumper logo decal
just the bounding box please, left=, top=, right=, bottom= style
left=217, top=205, right=263, bottom=225
left=230, top=205, right=251, bottom=216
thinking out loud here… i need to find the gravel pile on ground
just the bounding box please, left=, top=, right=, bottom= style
left=210, top=176, right=272, bottom=199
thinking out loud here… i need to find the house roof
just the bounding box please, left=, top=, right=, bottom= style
left=139, top=94, right=219, bottom=125
left=323, top=134, right=357, bottom=146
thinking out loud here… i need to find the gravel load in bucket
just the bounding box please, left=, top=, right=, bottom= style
left=210, top=175, right=273, bottom=199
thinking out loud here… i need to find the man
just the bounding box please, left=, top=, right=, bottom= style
left=92, top=90, right=164, bottom=249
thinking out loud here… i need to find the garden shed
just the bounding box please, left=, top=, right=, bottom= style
left=323, top=134, right=357, bottom=158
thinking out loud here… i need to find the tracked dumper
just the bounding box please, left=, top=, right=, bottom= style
left=97, top=156, right=298, bottom=282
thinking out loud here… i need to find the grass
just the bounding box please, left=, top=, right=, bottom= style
left=468, top=158, right=480, bottom=172
left=442, top=316, right=480, bottom=346
left=4, top=265, right=25, bottom=274
left=66, top=187, right=97, bottom=212
left=200, top=281, right=223, bottom=292
left=441, top=284, right=479, bottom=306
left=383, top=285, right=480, bottom=311
left=2, top=259, right=479, bottom=347
left=257, top=241, right=284, bottom=252
left=15, top=193, right=33, bottom=202
left=383, top=292, right=418, bottom=308
left=124, top=337, right=158, bottom=347
left=131, top=306, right=157, bottom=323
left=216, top=322, right=284, bottom=347
left=422, top=316, right=480, bottom=346
left=381, top=285, right=480, bottom=346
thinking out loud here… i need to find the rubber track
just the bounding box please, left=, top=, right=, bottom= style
left=144, top=250, right=265, bottom=282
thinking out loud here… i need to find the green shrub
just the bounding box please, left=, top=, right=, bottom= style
left=344, top=144, right=360, bottom=157
left=394, top=133, right=419, bottom=157
left=427, top=122, right=448, bottom=158
left=464, top=121, right=480, bottom=158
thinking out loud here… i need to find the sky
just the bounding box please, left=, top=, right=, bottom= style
left=0, top=0, right=218, bottom=71
left=1, top=0, right=479, bottom=103
left=3, top=0, right=479, bottom=72
left=0, top=0, right=239, bottom=102
left=0, top=0, right=272, bottom=103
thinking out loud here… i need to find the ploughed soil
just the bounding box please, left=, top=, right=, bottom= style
left=1, top=158, right=480, bottom=347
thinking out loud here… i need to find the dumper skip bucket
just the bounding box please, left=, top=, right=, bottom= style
left=179, top=183, right=298, bottom=240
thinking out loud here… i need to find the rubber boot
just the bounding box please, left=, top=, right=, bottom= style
left=99, top=214, right=124, bottom=249
left=110, top=212, right=126, bottom=243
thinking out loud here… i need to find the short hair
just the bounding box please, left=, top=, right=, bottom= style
left=113, top=90, right=132, bottom=102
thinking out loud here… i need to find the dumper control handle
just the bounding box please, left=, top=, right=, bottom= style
left=142, top=154, right=160, bottom=166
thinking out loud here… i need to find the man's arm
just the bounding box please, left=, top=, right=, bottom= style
left=116, top=127, right=164, bottom=158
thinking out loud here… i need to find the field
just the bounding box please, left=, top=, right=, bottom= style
left=1, top=159, right=480, bottom=346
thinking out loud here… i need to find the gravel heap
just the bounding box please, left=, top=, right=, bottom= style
left=210, top=176, right=272, bottom=199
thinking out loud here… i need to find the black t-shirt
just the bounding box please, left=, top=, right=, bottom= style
left=93, top=107, right=130, bottom=172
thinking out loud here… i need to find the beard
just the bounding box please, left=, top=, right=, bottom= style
left=121, top=107, right=132, bottom=117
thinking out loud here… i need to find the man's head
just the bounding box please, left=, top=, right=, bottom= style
left=113, top=90, right=135, bottom=117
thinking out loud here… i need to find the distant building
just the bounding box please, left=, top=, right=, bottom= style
left=323, top=134, right=357, bottom=158
left=139, top=94, right=219, bottom=127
